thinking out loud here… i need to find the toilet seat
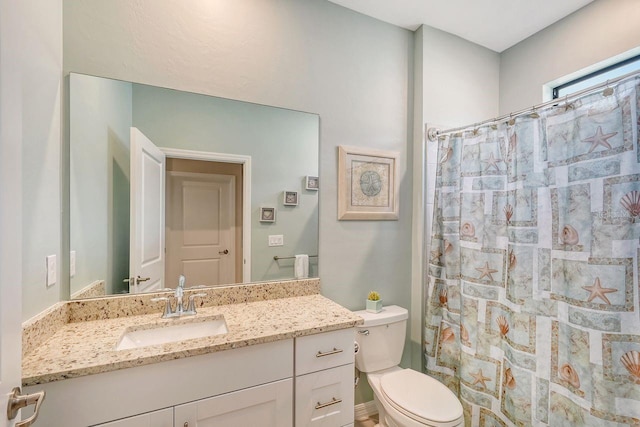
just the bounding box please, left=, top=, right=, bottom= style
left=380, top=369, right=463, bottom=427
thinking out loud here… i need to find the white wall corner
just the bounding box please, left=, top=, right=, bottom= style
left=410, top=26, right=425, bottom=372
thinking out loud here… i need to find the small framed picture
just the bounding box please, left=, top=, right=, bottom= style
left=305, top=176, right=319, bottom=190
left=260, top=207, right=276, bottom=222
left=283, top=191, right=299, bottom=206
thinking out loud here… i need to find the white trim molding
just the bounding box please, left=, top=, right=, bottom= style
left=354, top=400, right=378, bottom=421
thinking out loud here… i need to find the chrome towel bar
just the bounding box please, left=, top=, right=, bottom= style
left=273, top=255, right=318, bottom=261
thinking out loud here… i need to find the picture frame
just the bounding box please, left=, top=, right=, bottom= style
left=260, top=206, right=276, bottom=222
left=305, top=175, right=319, bottom=190
left=283, top=191, right=299, bottom=206
left=337, top=145, right=399, bottom=220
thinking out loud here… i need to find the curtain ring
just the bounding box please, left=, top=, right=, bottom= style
left=531, top=106, right=539, bottom=118
left=603, top=79, right=614, bottom=96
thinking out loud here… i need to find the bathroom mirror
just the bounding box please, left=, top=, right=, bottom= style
left=69, top=73, right=319, bottom=299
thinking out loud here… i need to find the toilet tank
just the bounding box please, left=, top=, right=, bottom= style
left=353, top=305, right=408, bottom=373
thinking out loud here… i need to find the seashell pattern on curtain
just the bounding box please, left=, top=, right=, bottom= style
left=425, top=76, right=640, bottom=426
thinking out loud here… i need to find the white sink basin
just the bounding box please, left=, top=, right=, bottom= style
left=116, top=316, right=228, bottom=350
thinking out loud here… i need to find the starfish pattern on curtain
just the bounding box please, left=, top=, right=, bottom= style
left=425, top=76, right=640, bottom=426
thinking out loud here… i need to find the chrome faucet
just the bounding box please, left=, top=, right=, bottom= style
left=174, top=275, right=186, bottom=316
left=151, top=275, right=206, bottom=318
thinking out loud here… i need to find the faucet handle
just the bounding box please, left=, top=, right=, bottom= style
left=151, top=297, right=174, bottom=318
left=186, top=293, right=207, bottom=313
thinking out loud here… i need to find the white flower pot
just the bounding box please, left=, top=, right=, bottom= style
left=366, top=299, right=382, bottom=313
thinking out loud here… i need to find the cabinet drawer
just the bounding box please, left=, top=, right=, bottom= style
left=295, top=328, right=354, bottom=375
left=295, top=363, right=354, bottom=427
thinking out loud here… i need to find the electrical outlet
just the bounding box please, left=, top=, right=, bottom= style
left=70, top=251, right=76, bottom=277
left=46, top=255, right=57, bottom=287
left=268, top=235, right=284, bottom=247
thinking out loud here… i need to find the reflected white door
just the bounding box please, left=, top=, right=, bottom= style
left=130, top=128, right=165, bottom=293
left=166, top=172, right=235, bottom=287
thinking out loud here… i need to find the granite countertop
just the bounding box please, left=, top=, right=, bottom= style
left=22, top=294, right=363, bottom=386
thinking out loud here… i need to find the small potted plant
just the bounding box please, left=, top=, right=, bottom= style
left=366, top=291, right=382, bottom=313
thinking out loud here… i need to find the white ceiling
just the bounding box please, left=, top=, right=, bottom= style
left=328, top=0, right=594, bottom=52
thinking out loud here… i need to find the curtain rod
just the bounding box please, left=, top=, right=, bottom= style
left=426, top=68, right=640, bottom=142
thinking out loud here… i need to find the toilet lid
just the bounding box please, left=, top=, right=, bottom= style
left=380, top=369, right=463, bottom=426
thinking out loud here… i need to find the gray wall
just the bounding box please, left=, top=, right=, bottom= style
left=21, top=0, right=63, bottom=321
left=69, top=74, right=132, bottom=296
left=1, top=0, right=27, bottom=378
left=63, top=0, right=414, bottom=322
left=131, top=84, right=319, bottom=282
left=422, top=25, right=500, bottom=128
left=500, top=0, right=640, bottom=114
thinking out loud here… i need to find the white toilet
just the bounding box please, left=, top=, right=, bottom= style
left=354, top=305, right=464, bottom=427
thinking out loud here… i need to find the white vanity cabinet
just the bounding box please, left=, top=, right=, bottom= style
left=26, top=340, right=293, bottom=427
left=295, top=328, right=355, bottom=427
left=26, top=328, right=356, bottom=427
left=94, top=408, right=173, bottom=427
left=174, top=378, right=292, bottom=426
left=93, top=379, right=293, bottom=427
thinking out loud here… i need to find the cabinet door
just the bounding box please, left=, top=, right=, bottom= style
left=94, top=408, right=173, bottom=427
left=296, top=364, right=354, bottom=427
left=175, top=378, right=293, bottom=427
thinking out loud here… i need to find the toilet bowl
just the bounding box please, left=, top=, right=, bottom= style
left=354, top=306, right=463, bottom=427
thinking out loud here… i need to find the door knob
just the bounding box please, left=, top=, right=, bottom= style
left=136, top=276, right=150, bottom=282
left=219, top=249, right=229, bottom=255
left=7, top=387, right=45, bottom=427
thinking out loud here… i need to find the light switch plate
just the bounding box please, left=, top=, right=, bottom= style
left=70, top=251, right=76, bottom=277
left=268, top=235, right=284, bottom=247
left=46, top=255, right=57, bottom=287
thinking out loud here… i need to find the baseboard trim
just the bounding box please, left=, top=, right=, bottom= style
left=354, top=400, right=378, bottom=421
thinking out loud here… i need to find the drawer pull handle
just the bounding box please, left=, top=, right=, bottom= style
left=315, top=397, right=342, bottom=410
left=316, top=348, right=343, bottom=358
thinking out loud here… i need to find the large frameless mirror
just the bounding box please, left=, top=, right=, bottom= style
left=69, top=73, right=319, bottom=299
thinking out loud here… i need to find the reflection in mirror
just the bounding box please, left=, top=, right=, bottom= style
left=69, top=73, right=319, bottom=299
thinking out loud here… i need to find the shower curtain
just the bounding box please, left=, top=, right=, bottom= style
left=425, top=76, right=640, bottom=426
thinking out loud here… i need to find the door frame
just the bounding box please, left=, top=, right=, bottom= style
left=161, top=148, right=251, bottom=283
left=1, top=0, right=24, bottom=423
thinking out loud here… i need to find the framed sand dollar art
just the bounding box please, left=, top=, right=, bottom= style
left=337, top=146, right=399, bottom=220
